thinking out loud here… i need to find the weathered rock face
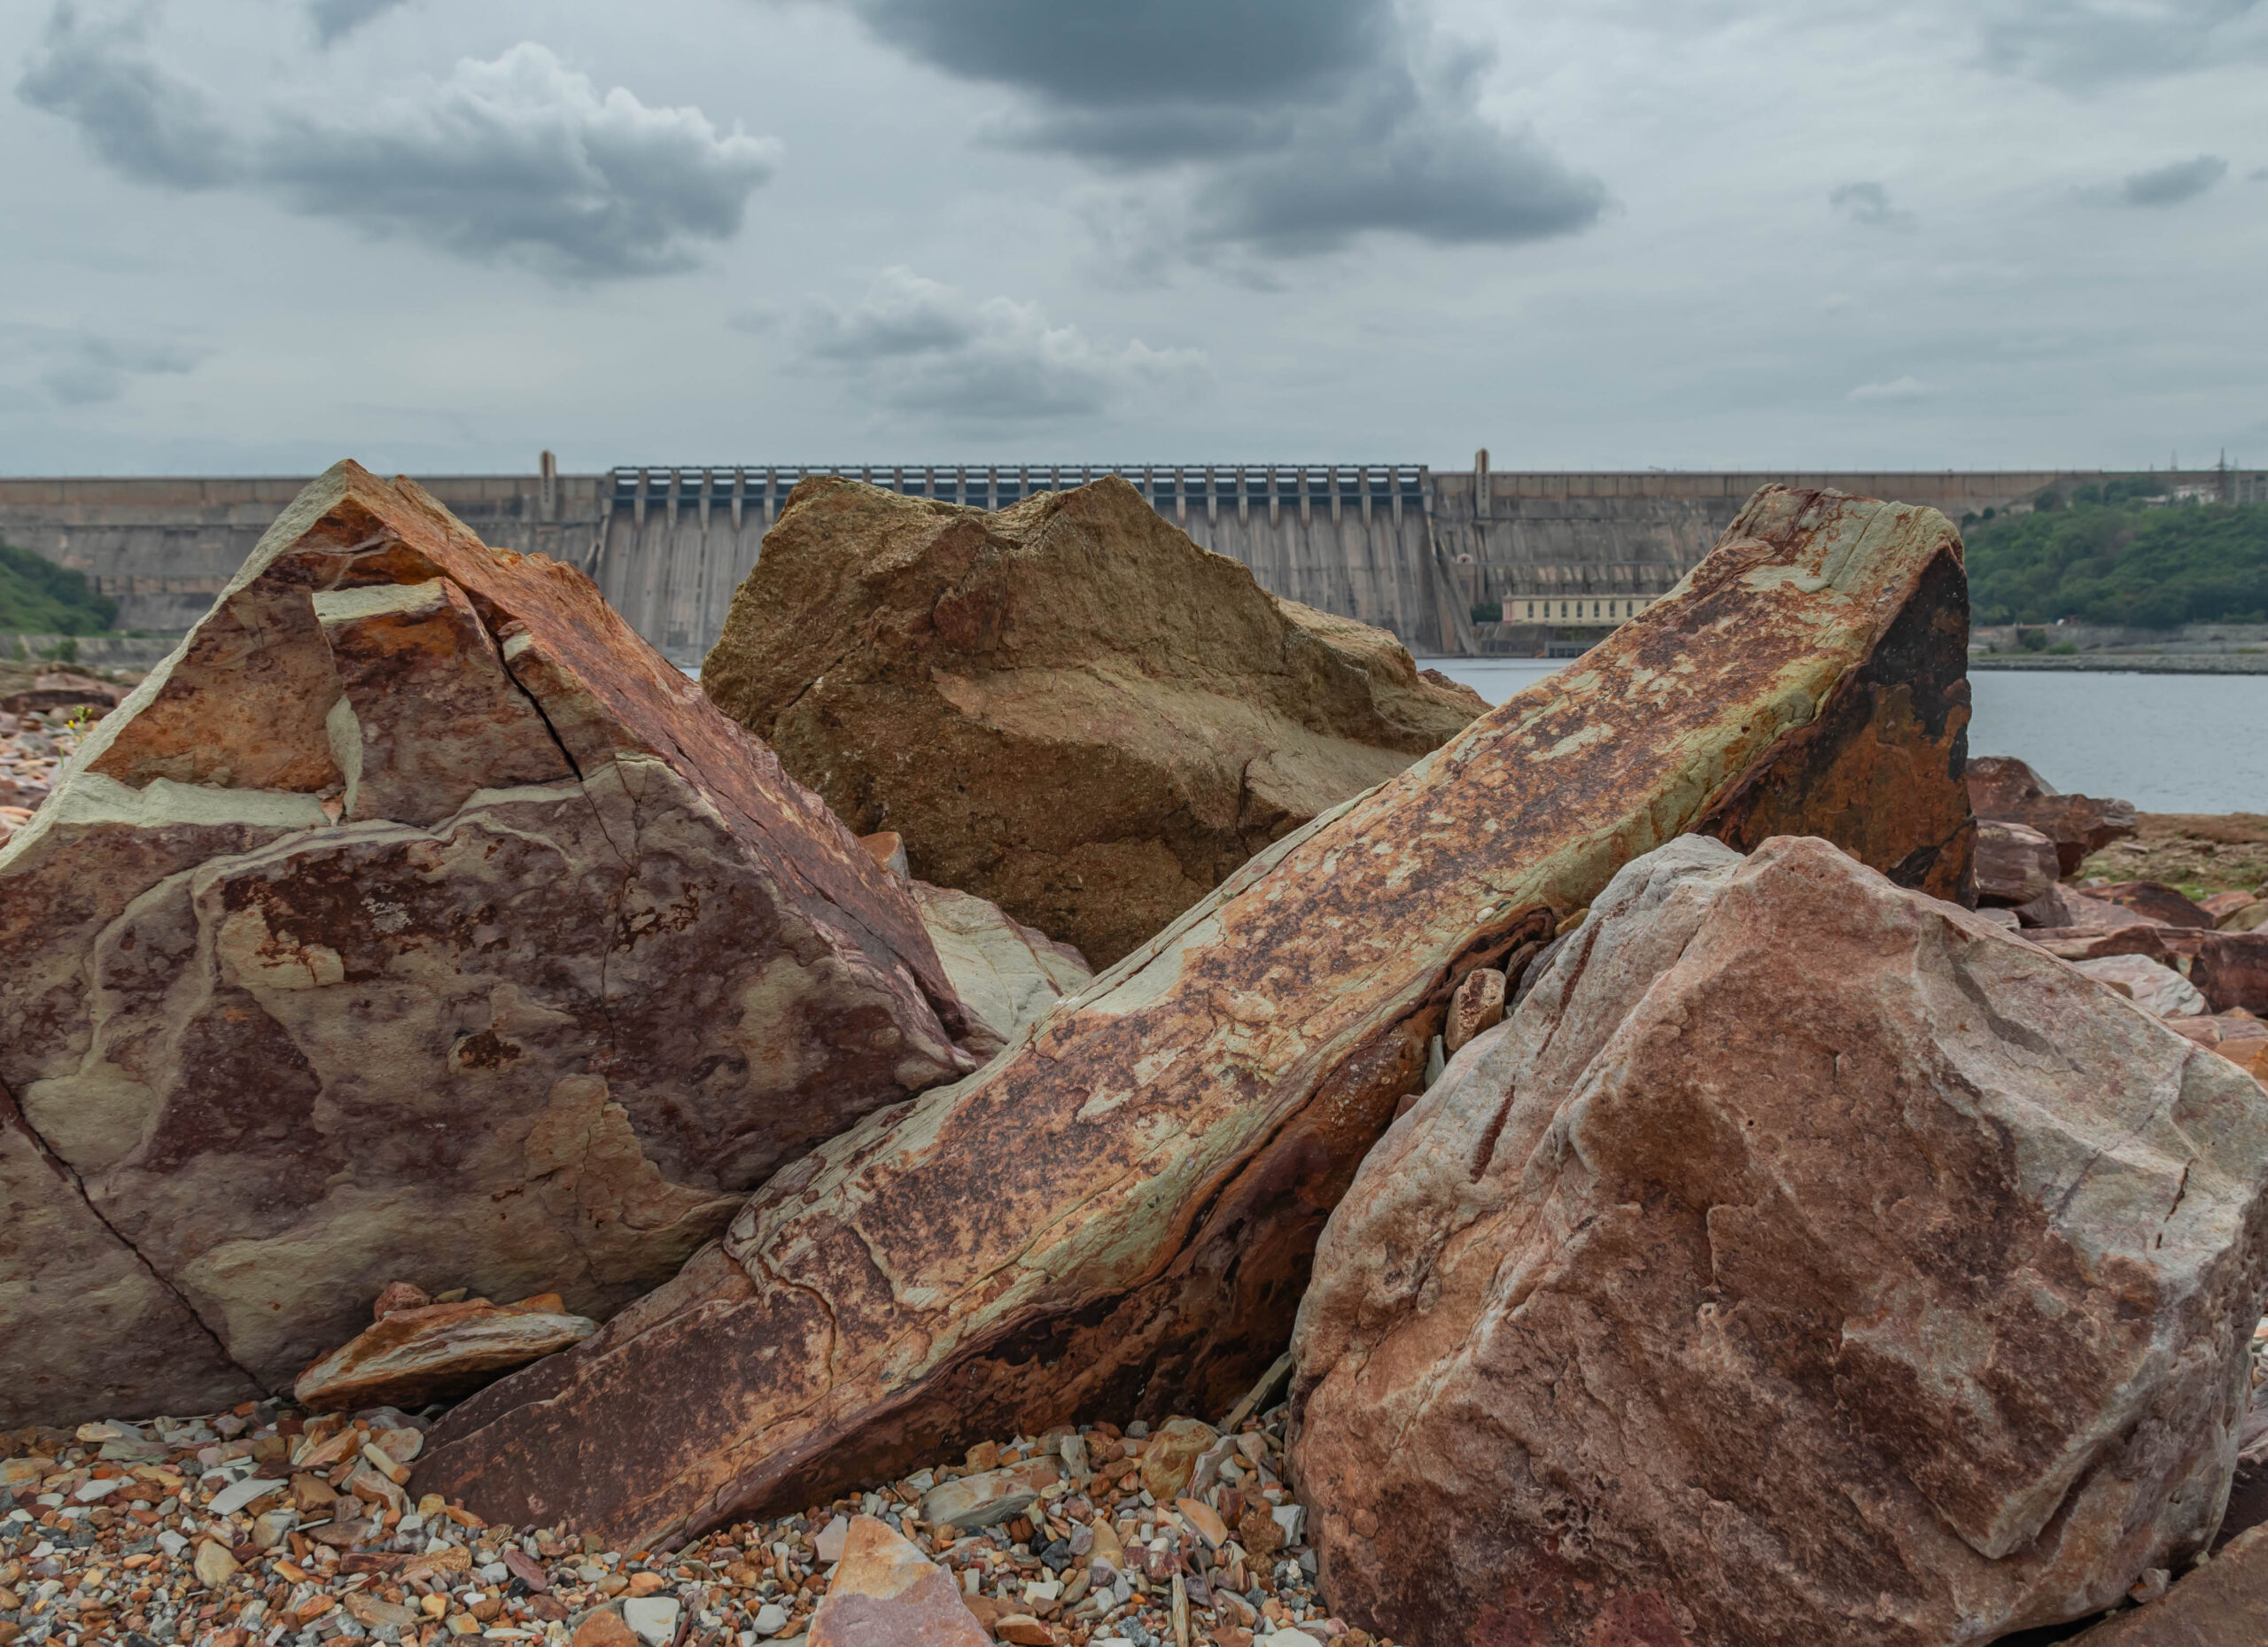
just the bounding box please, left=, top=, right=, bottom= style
left=0, top=462, right=978, bottom=1426
left=699, top=475, right=1488, bottom=967
left=415, top=485, right=1976, bottom=1549
left=294, top=1292, right=598, bottom=1412
left=1288, top=835, right=2268, bottom=1647
left=2024, top=927, right=2268, bottom=1016
left=1978, top=819, right=2061, bottom=905
left=1971, top=754, right=2141, bottom=876
left=2093, top=881, right=2220, bottom=929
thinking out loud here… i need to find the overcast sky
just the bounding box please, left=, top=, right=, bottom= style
left=3, top=0, right=2264, bottom=475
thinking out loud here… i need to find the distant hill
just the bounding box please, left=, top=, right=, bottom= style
left=0, top=541, right=118, bottom=635
left=1964, top=491, right=2268, bottom=628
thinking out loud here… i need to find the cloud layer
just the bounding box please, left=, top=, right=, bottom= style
left=840, top=0, right=1604, bottom=260
left=17, top=4, right=777, bottom=278
left=1976, top=0, right=2265, bottom=89
left=798, top=268, right=1208, bottom=424
left=1829, top=180, right=1917, bottom=230
left=307, top=0, right=408, bottom=47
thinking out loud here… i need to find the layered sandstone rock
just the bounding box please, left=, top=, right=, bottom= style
left=1971, top=754, right=2140, bottom=875
left=700, top=475, right=1488, bottom=966
left=1288, top=835, right=2268, bottom=1647
left=415, top=485, right=1975, bottom=1548
left=0, top=462, right=977, bottom=1425
left=294, top=1292, right=598, bottom=1412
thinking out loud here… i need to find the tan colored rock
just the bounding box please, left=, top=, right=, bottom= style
left=1139, top=1418, right=1218, bottom=1505
left=1441, top=967, right=1505, bottom=1054
left=2067, top=1522, right=2268, bottom=1643
left=414, top=485, right=1978, bottom=1549
left=295, top=1293, right=597, bottom=1411
left=809, top=1516, right=988, bottom=1647
left=701, top=475, right=1487, bottom=967
left=1977, top=818, right=2061, bottom=905
left=0, top=461, right=982, bottom=1424
left=906, top=880, right=1091, bottom=1051
left=1971, top=754, right=2140, bottom=876
left=1289, top=835, right=2268, bottom=1647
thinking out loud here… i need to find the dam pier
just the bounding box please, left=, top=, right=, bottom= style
left=0, top=459, right=2194, bottom=664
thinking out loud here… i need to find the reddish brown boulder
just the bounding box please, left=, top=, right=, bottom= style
left=2018, top=884, right=2168, bottom=930
left=700, top=474, right=1489, bottom=967
left=1970, top=754, right=2140, bottom=875
left=0, top=462, right=980, bottom=1424
left=1289, top=835, right=2268, bottom=1647
left=413, top=485, right=1976, bottom=1549
left=294, top=1292, right=598, bottom=1411
left=2093, top=881, right=2219, bottom=928
left=809, top=1517, right=988, bottom=1647
left=2066, top=1522, right=2268, bottom=1643
left=1977, top=819, right=2061, bottom=905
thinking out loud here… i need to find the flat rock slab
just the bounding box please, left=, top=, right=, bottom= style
left=414, top=485, right=1976, bottom=1550
left=1289, top=835, right=2268, bottom=1647
left=702, top=474, right=1488, bottom=967
left=0, top=462, right=979, bottom=1424
left=294, top=1293, right=598, bottom=1411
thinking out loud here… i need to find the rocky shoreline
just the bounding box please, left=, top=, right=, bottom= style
left=6, top=470, right=2268, bottom=1647
left=0, top=1388, right=1353, bottom=1647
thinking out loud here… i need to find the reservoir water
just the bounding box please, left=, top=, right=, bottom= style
left=1429, top=661, right=2268, bottom=816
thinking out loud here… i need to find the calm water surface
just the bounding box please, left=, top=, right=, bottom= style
left=1429, top=661, right=2268, bottom=815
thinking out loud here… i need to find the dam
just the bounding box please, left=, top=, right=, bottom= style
left=4, top=460, right=2246, bottom=664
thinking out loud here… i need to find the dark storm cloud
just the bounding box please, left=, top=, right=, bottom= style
left=1977, top=0, right=2264, bottom=89
left=2118, top=153, right=2228, bottom=204
left=16, top=2, right=240, bottom=188
left=15, top=8, right=781, bottom=280
left=796, top=267, right=1208, bottom=424
left=838, top=0, right=1605, bottom=256
left=1829, top=180, right=1916, bottom=230
left=307, top=0, right=410, bottom=47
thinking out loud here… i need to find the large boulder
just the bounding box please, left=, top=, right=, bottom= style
left=413, top=485, right=1976, bottom=1548
left=1971, top=754, right=2140, bottom=876
left=0, top=462, right=979, bottom=1426
left=699, top=475, right=1488, bottom=967
left=1288, top=835, right=2268, bottom=1647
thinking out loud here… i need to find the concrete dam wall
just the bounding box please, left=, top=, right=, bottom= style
left=0, top=462, right=2205, bottom=664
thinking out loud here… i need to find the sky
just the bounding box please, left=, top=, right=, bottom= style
left=2, top=0, right=2264, bottom=476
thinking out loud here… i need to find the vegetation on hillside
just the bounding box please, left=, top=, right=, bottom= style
left=0, top=540, right=118, bottom=636
left=1963, top=490, right=2268, bottom=628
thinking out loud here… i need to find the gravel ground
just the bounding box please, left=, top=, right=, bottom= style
left=0, top=1396, right=1382, bottom=1647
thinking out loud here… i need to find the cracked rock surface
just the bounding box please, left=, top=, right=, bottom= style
left=1289, top=835, right=2268, bottom=1647
left=416, top=486, right=1977, bottom=1551
left=698, top=474, right=1488, bottom=968
left=0, top=462, right=982, bottom=1425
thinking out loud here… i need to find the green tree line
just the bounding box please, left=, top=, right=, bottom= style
left=1964, top=492, right=2268, bottom=629
left=0, top=540, right=119, bottom=635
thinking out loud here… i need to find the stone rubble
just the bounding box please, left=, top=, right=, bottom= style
left=0, top=1395, right=1377, bottom=1647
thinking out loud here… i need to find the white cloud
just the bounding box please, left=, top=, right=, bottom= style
left=15, top=6, right=780, bottom=280
left=797, top=268, right=1209, bottom=425
left=1849, top=376, right=1933, bottom=400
